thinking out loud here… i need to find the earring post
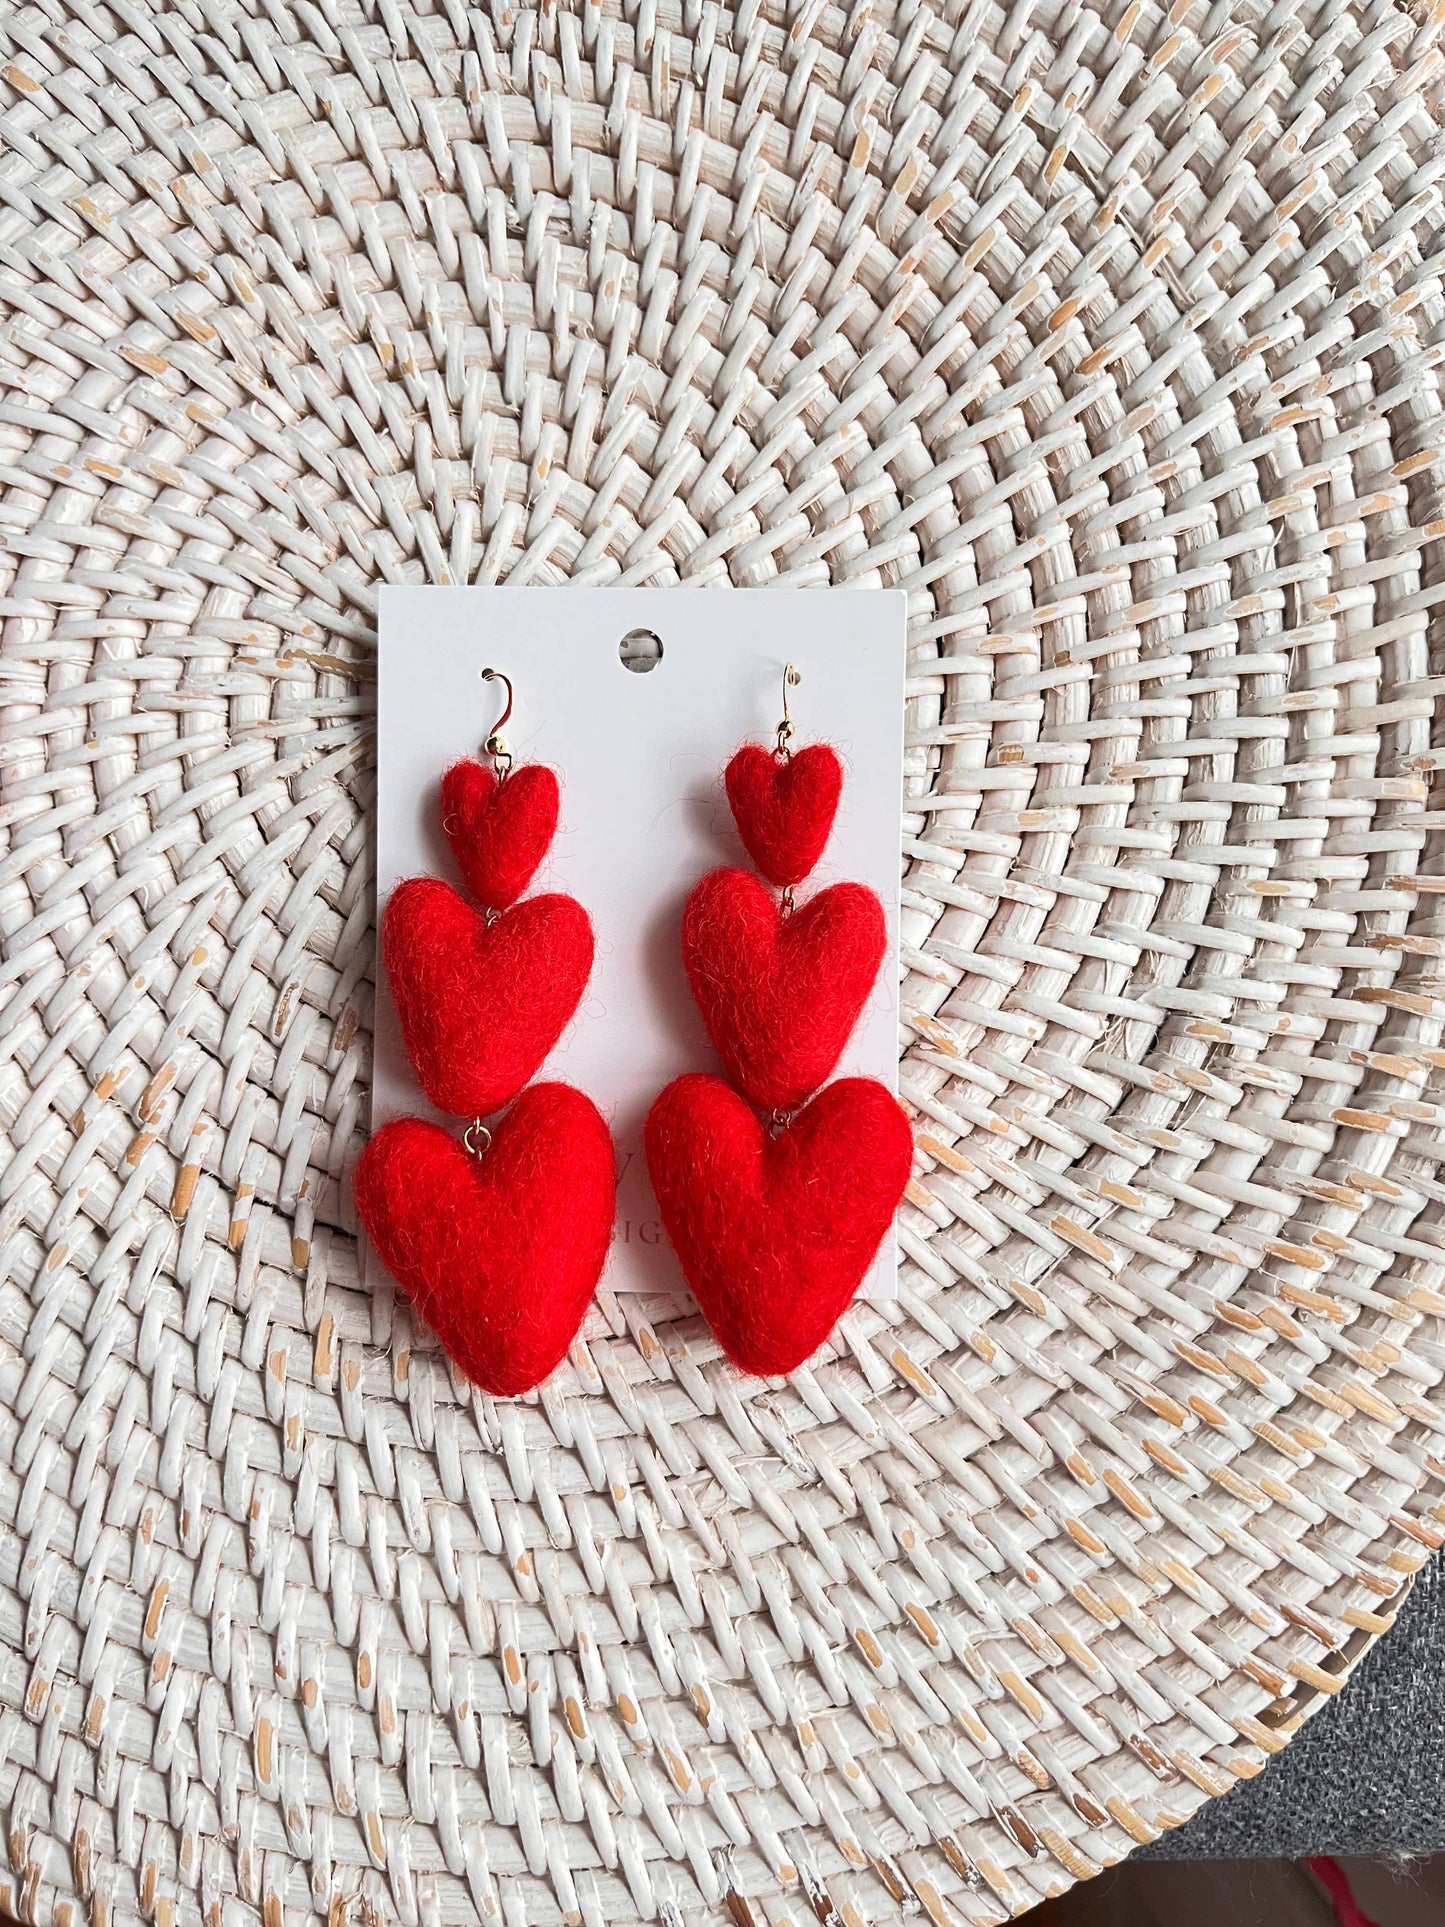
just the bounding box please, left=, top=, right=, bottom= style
left=777, top=662, right=801, bottom=755
left=481, top=667, right=515, bottom=772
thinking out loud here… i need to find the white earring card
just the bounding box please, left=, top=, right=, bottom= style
left=372, top=587, right=908, bottom=1299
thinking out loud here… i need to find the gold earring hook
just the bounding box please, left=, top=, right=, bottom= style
left=777, top=663, right=801, bottom=756
left=482, top=667, right=514, bottom=775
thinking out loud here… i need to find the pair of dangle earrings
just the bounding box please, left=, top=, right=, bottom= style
left=357, top=667, right=911, bottom=1396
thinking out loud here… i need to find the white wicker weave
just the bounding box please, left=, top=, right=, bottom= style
left=1, top=1, right=1443, bottom=1923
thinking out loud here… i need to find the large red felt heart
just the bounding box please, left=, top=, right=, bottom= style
left=725, top=743, right=843, bottom=887
left=383, top=878, right=593, bottom=1118
left=442, top=760, right=560, bottom=910
left=646, top=1074, right=911, bottom=1376
left=682, top=867, right=886, bottom=1112
left=357, top=1084, right=615, bottom=1395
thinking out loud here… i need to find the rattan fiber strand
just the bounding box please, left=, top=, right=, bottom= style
left=1, top=0, right=1445, bottom=1922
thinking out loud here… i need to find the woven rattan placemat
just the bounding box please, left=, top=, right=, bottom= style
left=2, top=1, right=1444, bottom=1922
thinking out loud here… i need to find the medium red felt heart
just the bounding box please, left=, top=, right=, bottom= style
left=383, top=877, right=593, bottom=1118
left=442, top=760, right=560, bottom=910
left=357, top=1084, right=615, bottom=1395
left=682, top=867, right=886, bottom=1112
left=725, top=743, right=843, bottom=887
left=646, top=1073, right=911, bottom=1376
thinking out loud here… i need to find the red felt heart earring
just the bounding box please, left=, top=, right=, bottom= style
left=647, top=664, right=911, bottom=1376
left=358, top=668, right=615, bottom=1397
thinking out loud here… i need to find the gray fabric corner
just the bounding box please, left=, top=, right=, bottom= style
left=1143, top=1554, right=1444, bottom=1859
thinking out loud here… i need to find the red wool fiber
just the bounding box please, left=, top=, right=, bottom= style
left=646, top=1073, right=912, bottom=1376
left=682, top=867, right=886, bottom=1112
left=357, top=1084, right=615, bottom=1396
left=725, top=742, right=843, bottom=886
left=383, top=877, right=593, bottom=1117
left=442, top=759, right=561, bottom=910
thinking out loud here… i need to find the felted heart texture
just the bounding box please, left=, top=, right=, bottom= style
left=384, top=877, right=593, bottom=1118
left=442, top=759, right=560, bottom=911
left=646, top=1073, right=912, bottom=1376
left=682, top=867, right=886, bottom=1112
left=725, top=742, right=843, bottom=887
left=357, top=1084, right=615, bottom=1396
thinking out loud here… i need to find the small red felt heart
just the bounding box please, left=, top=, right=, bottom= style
left=358, top=1084, right=615, bottom=1395
left=682, top=867, right=886, bottom=1112
left=725, top=743, right=843, bottom=887
left=384, top=877, right=593, bottom=1118
left=646, top=1073, right=911, bottom=1375
left=442, top=760, right=560, bottom=910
